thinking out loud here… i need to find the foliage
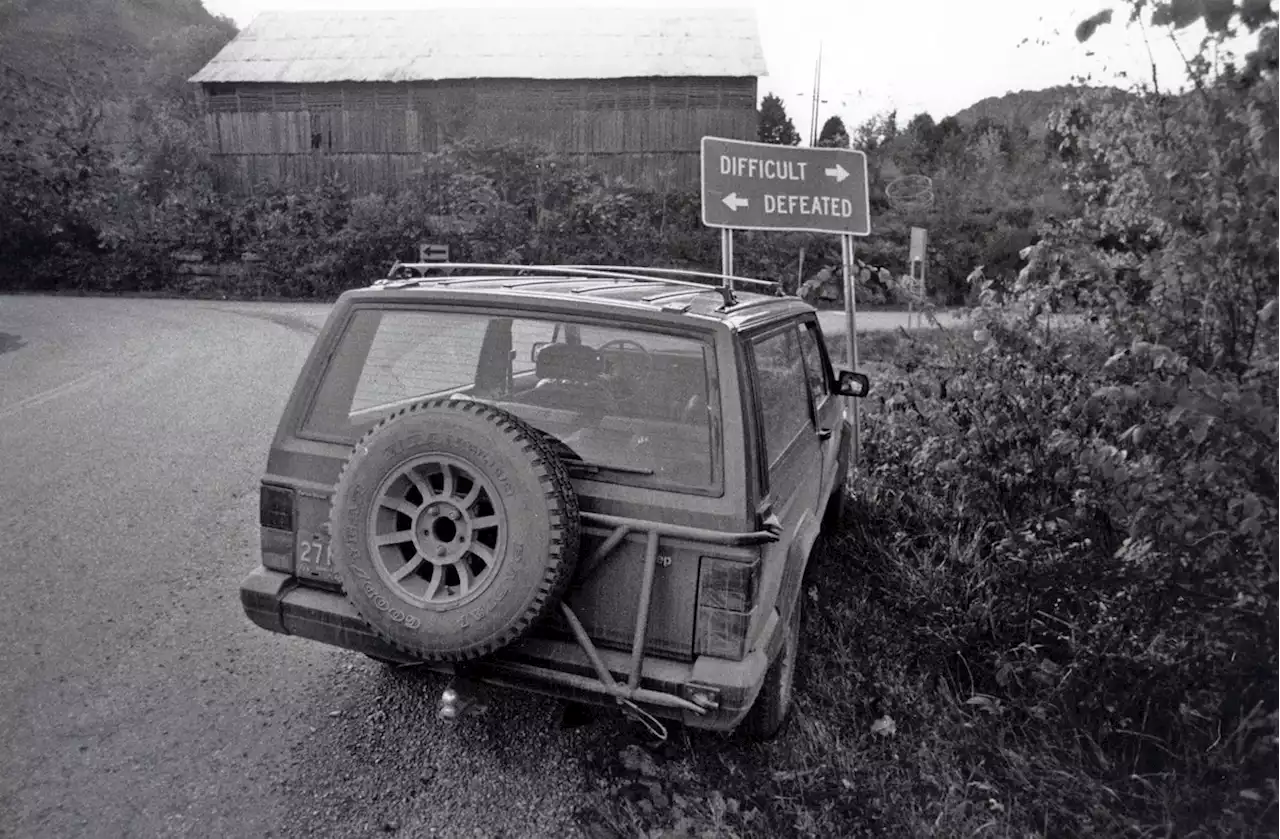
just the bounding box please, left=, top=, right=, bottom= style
left=139, top=18, right=238, bottom=111
left=758, top=92, right=801, bottom=146
left=851, top=109, right=898, bottom=154
left=583, top=315, right=1275, bottom=839
left=816, top=115, right=849, bottom=148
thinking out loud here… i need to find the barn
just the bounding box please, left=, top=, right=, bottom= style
left=189, top=8, right=767, bottom=195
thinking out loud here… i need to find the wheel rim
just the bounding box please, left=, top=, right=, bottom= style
left=367, top=453, right=507, bottom=608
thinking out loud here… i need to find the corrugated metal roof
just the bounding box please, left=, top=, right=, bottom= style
left=189, top=7, right=767, bottom=84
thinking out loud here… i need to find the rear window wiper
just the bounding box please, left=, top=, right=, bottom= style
left=562, top=458, right=655, bottom=476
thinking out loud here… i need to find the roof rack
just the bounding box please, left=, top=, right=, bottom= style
left=377, top=262, right=779, bottom=297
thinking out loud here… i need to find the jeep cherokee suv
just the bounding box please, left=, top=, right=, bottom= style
left=240, top=263, right=869, bottom=740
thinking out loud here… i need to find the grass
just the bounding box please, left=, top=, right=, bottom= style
left=575, top=522, right=1276, bottom=838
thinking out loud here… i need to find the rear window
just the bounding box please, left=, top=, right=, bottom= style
left=304, top=308, right=721, bottom=492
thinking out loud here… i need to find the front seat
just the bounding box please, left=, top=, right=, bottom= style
left=519, top=343, right=616, bottom=415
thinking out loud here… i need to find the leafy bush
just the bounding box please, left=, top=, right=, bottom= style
left=864, top=315, right=1276, bottom=757
left=580, top=316, right=1274, bottom=839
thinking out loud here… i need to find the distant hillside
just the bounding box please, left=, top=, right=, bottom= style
left=0, top=0, right=234, bottom=123
left=950, top=85, right=1136, bottom=139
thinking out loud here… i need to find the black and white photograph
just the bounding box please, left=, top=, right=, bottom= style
left=1, top=0, right=1276, bottom=836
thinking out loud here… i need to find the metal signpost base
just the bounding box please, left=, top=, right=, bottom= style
left=721, top=228, right=734, bottom=280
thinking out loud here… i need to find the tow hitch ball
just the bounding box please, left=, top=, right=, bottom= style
left=437, top=677, right=487, bottom=721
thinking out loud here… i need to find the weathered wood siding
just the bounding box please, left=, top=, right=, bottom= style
left=200, top=77, right=758, bottom=194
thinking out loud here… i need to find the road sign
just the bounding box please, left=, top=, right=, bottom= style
left=418, top=243, right=450, bottom=262
left=700, top=137, right=870, bottom=236
left=909, top=227, right=928, bottom=264
left=907, top=226, right=927, bottom=295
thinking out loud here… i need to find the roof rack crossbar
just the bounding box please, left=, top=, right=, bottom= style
left=570, top=281, right=646, bottom=294
left=498, top=277, right=668, bottom=292
left=642, top=288, right=704, bottom=304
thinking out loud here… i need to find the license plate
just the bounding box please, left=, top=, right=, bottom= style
left=295, top=492, right=340, bottom=583
left=297, top=533, right=339, bottom=582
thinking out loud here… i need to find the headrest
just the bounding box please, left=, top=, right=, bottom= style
left=535, top=343, right=603, bottom=382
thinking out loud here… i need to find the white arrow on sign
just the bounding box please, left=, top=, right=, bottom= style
left=824, top=163, right=849, bottom=183
left=722, top=192, right=750, bottom=211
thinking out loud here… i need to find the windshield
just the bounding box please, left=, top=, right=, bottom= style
left=304, top=308, right=721, bottom=492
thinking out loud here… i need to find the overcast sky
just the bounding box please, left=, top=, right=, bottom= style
left=201, top=0, right=1248, bottom=142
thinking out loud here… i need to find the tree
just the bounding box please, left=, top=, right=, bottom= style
left=758, top=93, right=800, bottom=145
left=902, top=111, right=941, bottom=166
left=852, top=109, right=899, bottom=153
left=905, top=112, right=935, bottom=146
left=816, top=115, right=849, bottom=148
left=140, top=18, right=238, bottom=112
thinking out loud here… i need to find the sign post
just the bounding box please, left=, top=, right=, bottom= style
left=907, top=227, right=928, bottom=327
left=699, top=136, right=872, bottom=465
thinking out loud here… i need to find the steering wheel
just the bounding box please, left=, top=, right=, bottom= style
left=597, top=339, right=653, bottom=396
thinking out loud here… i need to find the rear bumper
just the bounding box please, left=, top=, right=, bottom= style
left=241, top=567, right=778, bottom=731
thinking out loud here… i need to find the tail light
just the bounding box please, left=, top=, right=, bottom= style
left=694, top=555, right=760, bottom=659
left=259, top=483, right=296, bottom=574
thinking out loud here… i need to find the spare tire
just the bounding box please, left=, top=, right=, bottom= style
left=329, top=398, right=580, bottom=661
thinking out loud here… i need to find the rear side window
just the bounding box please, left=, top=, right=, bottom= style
left=749, top=326, right=811, bottom=465
left=303, top=308, right=721, bottom=493
left=351, top=313, right=490, bottom=413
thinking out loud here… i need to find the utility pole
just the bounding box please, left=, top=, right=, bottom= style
left=809, top=41, right=823, bottom=146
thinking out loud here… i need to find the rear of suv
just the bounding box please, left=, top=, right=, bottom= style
left=241, top=263, right=869, bottom=740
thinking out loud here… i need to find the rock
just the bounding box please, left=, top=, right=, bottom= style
left=798, top=278, right=825, bottom=305
left=619, top=745, right=660, bottom=778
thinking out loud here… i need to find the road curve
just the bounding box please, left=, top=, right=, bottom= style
left=0, top=297, right=594, bottom=839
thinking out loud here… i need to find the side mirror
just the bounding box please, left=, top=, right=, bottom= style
left=835, top=369, right=871, bottom=398
left=530, top=341, right=549, bottom=362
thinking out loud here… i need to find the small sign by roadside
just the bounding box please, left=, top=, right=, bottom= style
left=418, top=243, right=450, bottom=263
left=907, top=227, right=928, bottom=297
left=909, top=227, right=928, bottom=257
left=906, top=227, right=929, bottom=327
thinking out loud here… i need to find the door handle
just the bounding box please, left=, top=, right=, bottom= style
left=817, top=427, right=833, bottom=440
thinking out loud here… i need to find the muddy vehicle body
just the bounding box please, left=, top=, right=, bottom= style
left=241, top=263, right=869, bottom=739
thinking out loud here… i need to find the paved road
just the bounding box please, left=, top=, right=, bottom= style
left=0, top=296, right=593, bottom=839
left=815, top=307, right=965, bottom=340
